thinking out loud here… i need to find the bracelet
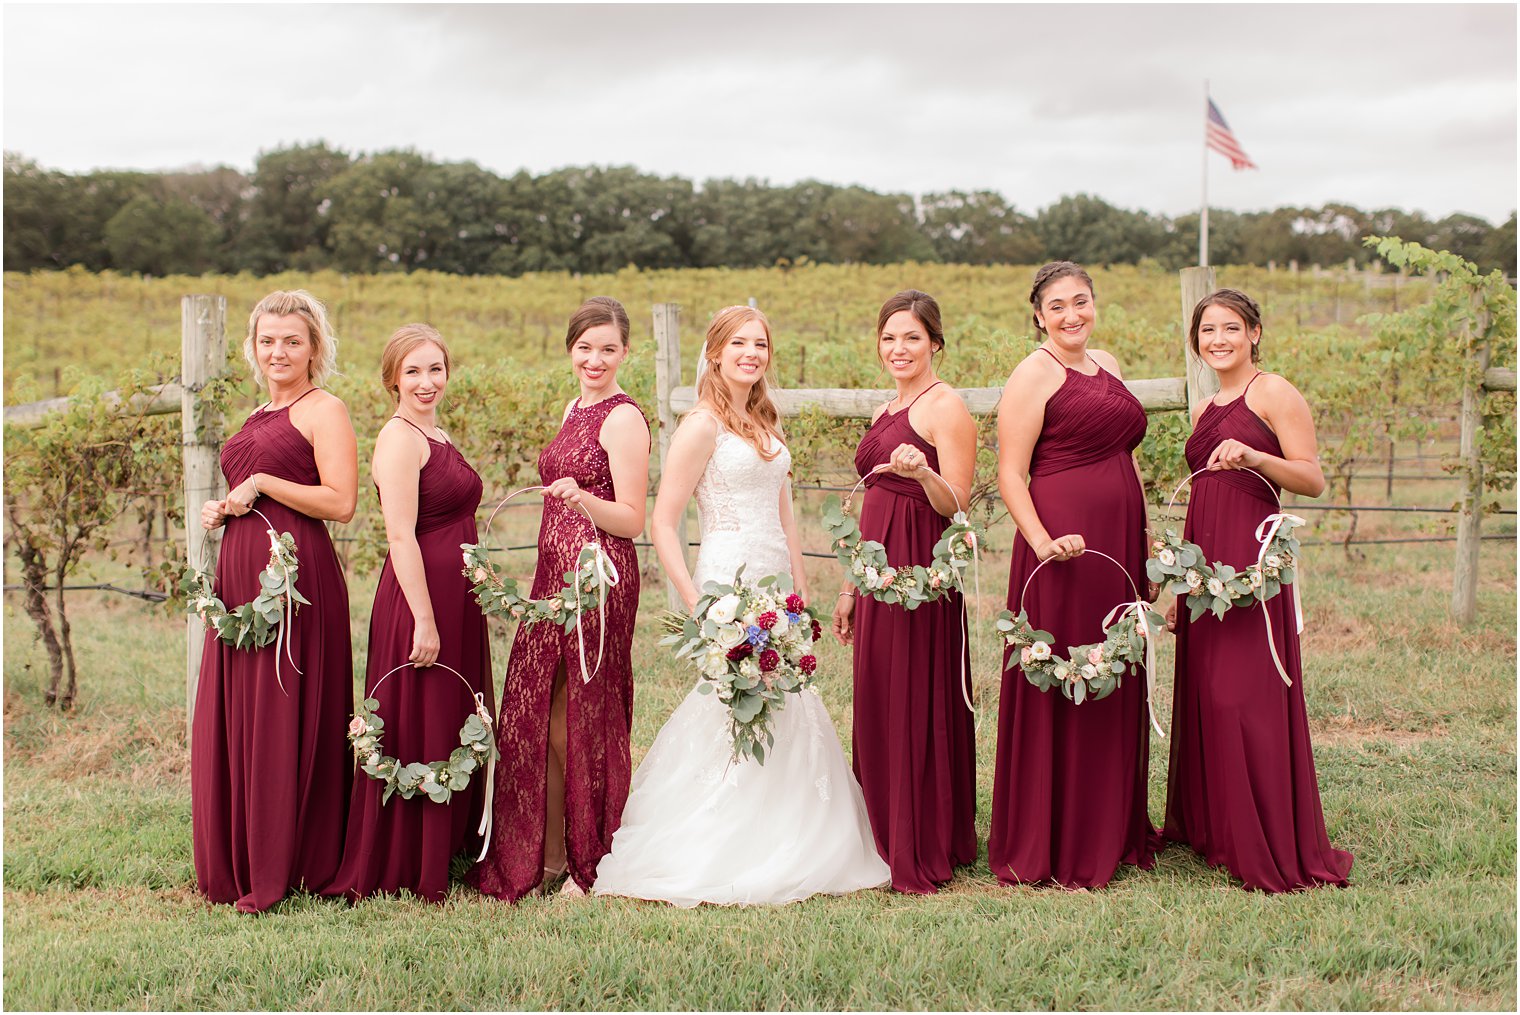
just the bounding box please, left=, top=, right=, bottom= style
left=249, top=475, right=260, bottom=498
left=836, top=591, right=857, bottom=600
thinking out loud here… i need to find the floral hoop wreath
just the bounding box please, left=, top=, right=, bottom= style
left=347, top=661, right=498, bottom=861
left=1146, top=467, right=1305, bottom=686
left=460, top=485, right=620, bottom=684
left=181, top=506, right=306, bottom=695
left=996, top=549, right=1167, bottom=737
left=822, top=461, right=983, bottom=714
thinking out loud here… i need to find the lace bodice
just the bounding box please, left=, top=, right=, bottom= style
left=689, top=414, right=793, bottom=591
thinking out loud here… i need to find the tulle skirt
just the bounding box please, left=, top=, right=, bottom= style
left=592, top=683, right=890, bottom=907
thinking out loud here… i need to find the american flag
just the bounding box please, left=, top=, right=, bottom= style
left=1206, top=98, right=1257, bottom=170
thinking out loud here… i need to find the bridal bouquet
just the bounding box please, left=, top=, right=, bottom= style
left=659, top=567, right=823, bottom=765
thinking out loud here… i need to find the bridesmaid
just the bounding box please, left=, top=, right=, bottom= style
left=1163, top=288, right=1353, bottom=892
left=192, top=290, right=357, bottom=913
left=471, top=297, right=650, bottom=901
left=832, top=290, right=977, bottom=893
left=324, top=325, right=492, bottom=902
left=989, top=261, right=1161, bottom=889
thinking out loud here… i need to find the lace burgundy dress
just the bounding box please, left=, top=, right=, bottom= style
left=470, top=393, right=647, bottom=901
left=988, top=351, right=1162, bottom=888
left=1164, top=376, right=1352, bottom=891
left=323, top=420, right=492, bottom=902
left=850, top=383, right=977, bottom=893
left=191, top=390, right=353, bottom=912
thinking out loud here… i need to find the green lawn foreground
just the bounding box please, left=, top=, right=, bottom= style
left=3, top=539, right=1515, bottom=1011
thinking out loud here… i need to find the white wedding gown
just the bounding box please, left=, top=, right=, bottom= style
left=592, top=419, right=890, bottom=906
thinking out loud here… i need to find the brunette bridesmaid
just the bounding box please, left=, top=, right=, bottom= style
left=324, top=325, right=493, bottom=902
left=1163, top=289, right=1352, bottom=892
left=989, top=262, right=1162, bottom=889
left=833, top=290, right=977, bottom=893
left=192, top=290, right=357, bottom=912
left=471, top=297, right=650, bottom=900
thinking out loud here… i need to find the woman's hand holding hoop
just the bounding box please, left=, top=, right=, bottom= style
left=225, top=477, right=259, bottom=516
left=410, top=616, right=441, bottom=668
left=544, top=476, right=584, bottom=506
left=1207, top=438, right=1262, bottom=472
left=886, top=443, right=926, bottom=477
left=1038, top=533, right=1086, bottom=561
left=201, top=499, right=228, bottom=531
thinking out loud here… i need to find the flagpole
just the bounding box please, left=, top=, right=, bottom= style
left=1200, top=79, right=1209, bottom=267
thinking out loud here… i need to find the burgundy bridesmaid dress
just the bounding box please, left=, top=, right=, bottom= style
left=471, top=394, right=647, bottom=900
left=850, top=383, right=977, bottom=893
left=191, top=390, right=353, bottom=912
left=324, top=420, right=493, bottom=902
left=989, top=350, right=1161, bottom=888
left=1163, top=375, right=1353, bottom=892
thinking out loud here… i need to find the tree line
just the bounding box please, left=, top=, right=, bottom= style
left=5, top=144, right=1515, bottom=278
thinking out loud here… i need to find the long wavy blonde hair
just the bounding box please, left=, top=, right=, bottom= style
left=695, top=305, right=783, bottom=461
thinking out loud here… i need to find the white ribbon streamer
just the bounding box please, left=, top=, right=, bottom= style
left=845, top=460, right=980, bottom=718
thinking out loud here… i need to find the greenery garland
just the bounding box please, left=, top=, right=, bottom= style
left=347, top=665, right=498, bottom=805
left=460, top=542, right=617, bottom=632
left=182, top=527, right=308, bottom=651
left=1145, top=522, right=1301, bottom=622
left=821, top=494, right=981, bottom=609
left=997, top=604, right=1161, bottom=705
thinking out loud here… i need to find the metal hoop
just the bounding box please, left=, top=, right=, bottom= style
left=1164, top=466, right=1280, bottom=521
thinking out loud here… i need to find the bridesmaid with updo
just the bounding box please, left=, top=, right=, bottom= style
left=990, top=261, right=1161, bottom=889
left=324, top=324, right=492, bottom=902
left=1164, top=288, right=1352, bottom=892
left=833, top=289, right=978, bottom=893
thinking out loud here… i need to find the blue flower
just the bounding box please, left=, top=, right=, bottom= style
left=745, top=625, right=768, bottom=646
left=785, top=611, right=801, bottom=625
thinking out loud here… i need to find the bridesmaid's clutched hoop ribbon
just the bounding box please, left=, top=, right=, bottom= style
left=347, top=661, right=499, bottom=861
left=822, top=462, right=984, bottom=715
left=460, top=485, right=620, bottom=684
left=998, top=550, right=1168, bottom=737
left=1147, top=468, right=1305, bottom=686
left=181, top=506, right=307, bottom=696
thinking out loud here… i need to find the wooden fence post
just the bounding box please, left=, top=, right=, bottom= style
left=183, top=295, right=227, bottom=741
left=652, top=302, right=689, bottom=610
left=1451, top=302, right=1492, bottom=626
left=1179, top=266, right=1219, bottom=414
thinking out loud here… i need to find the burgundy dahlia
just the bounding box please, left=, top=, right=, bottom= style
left=725, top=643, right=753, bottom=661
left=759, top=649, right=780, bottom=672
left=798, top=654, right=817, bottom=675
left=757, top=611, right=778, bottom=630
left=785, top=593, right=806, bottom=613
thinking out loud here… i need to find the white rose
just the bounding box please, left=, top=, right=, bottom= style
left=1029, top=641, right=1052, bottom=661
left=1207, top=578, right=1225, bottom=597
left=741, top=612, right=759, bottom=629
left=707, top=594, right=741, bottom=625
left=770, top=611, right=789, bottom=636
left=1157, top=548, right=1176, bottom=567
left=863, top=566, right=880, bottom=588
left=740, top=657, right=760, bottom=679
left=366, top=752, right=382, bottom=768
left=1248, top=570, right=1265, bottom=588
left=1080, top=663, right=1097, bottom=679
left=714, top=623, right=746, bottom=649
left=1185, top=569, right=1204, bottom=589
left=1264, top=554, right=1282, bottom=569
left=702, top=648, right=730, bottom=678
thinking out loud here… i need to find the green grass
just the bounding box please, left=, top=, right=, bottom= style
left=3, top=537, right=1515, bottom=1010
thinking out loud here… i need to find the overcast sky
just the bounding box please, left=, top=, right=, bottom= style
left=4, top=2, right=1516, bottom=222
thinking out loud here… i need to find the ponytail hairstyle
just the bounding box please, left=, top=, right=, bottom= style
left=695, top=305, right=783, bottom=462
left=1189, top=288, right=1264, bottom=364
left=564, top=296, right=630, bottom=350
left=876, top=289, right=945, bottom=355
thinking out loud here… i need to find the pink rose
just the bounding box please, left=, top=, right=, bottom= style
left=347, top=716, right=367, bottom=737
left=472, top=567, right=488, bottom=584
left=1086, top=647, right=1103, bottom=666
left=1020, top=646, right=1033, bottom=666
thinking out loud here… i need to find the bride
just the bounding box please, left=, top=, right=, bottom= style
left=592, top=305, right=890, bottom=906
